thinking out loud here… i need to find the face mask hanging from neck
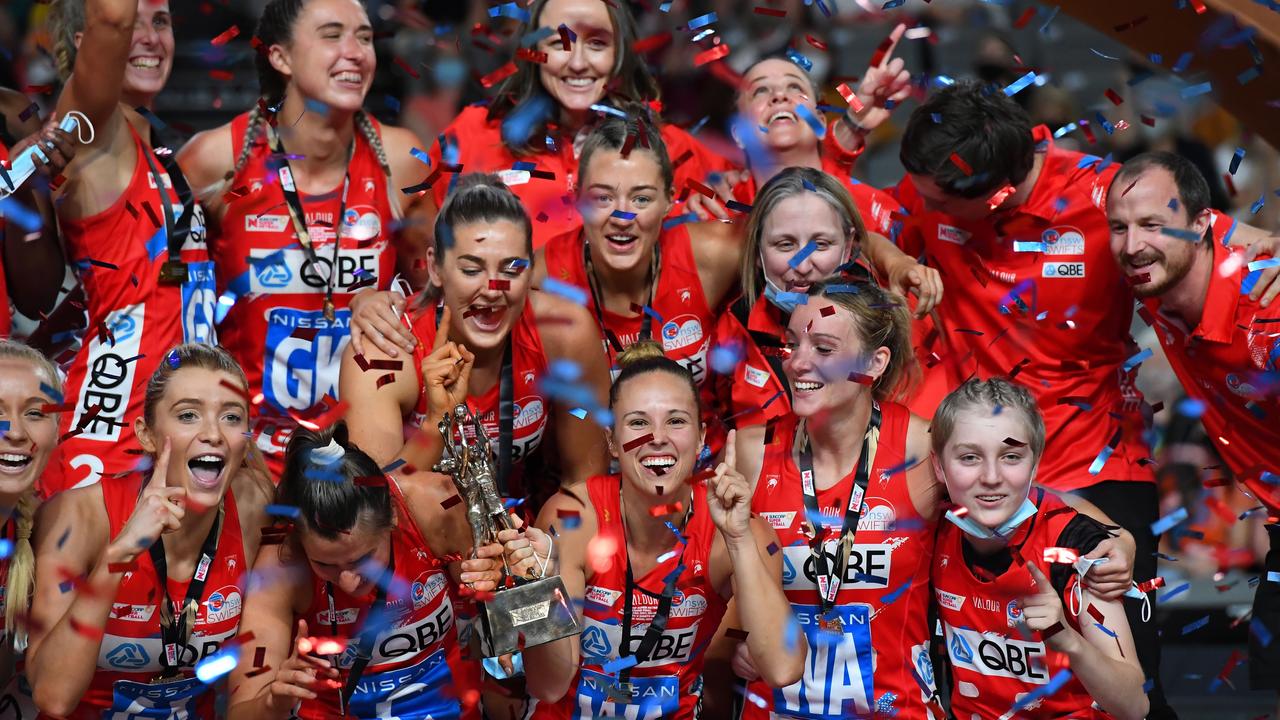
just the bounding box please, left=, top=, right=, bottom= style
left=944, top=497, right=1038, bottom=541
left=763, top=274, right=802, bottom=313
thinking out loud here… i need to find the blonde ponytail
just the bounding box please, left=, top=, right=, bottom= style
left=5, top=490, right=38, bottom=642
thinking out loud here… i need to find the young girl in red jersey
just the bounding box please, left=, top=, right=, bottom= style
left=45, top=0, right=217, bottom=494
left=340, top=174, right=610, bottom=505
left=497, top=340, right=806, bottom=720
left=227, top=424, right=506, bottom=720
left=0, top=342, right=64, bottom=716
left=536, top=112, right=741, bottom=384
left=425, top=0, right=736, bottom=247
left=930, top=378, right=1147, bottom=720
left=180, top=0, right=433, bottom=478
left=27, top=344, right=274, bottom=718
left=724, top=279, right=942, bottom=719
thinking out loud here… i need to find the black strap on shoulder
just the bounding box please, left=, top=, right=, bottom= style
left=149, top=507, right=224, bottom=679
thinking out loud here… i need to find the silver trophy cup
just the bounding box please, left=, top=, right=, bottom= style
left=433, top=403, right=580, bottom=657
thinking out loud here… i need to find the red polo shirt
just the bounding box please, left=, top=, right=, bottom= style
left=1142, top=222, right=1280, bottom=515
left=893, top=126, right=1152, bottom=491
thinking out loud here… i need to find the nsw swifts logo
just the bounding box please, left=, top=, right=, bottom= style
left=661, top=315, right=704, bottom=352
left=513, top=396, right=546, bottom=430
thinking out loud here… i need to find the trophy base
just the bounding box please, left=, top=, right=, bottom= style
left=477, top=576, right=580, bottom=657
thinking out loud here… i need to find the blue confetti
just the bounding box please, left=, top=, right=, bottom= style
left=1238, top=65, right=1262, bottom=85
left=500, top=94, right=556, bottom=149
left=195, top=645, right=239, bottom=684
left=1151, top=507, right=1189, bottom=536
left=488, top=2, right=530, bottom=21
left=1013, top=241, right=1046, bottom=252
left=1248, top=258, right=1280, bottom=272
left=687, top=12, right=718, bottom=30
left=788, top=240, right=820, bottom=269
left=662, top=212, right=699, bottom=230
left=1230, top=147, right=1246, bottom=174
left=1123, top=347, right=1153, bottom=372
left=1053, top=123, right=1078, bottom=139
left=521, top=26, right=555, bottom=47
left=0, top=197, right=42, bottom=232
left=1181, top=615, right=1210, bottom=635
left=1181, top=82, right=1213, bottom=99
left=542, top=278, right=589, bottom=305
left=1038, top=6, right=1060, bottom=33
left=0, top=539, right=12, bottom=559
left=409, top=147, right=431, bottom=166
left=1002, top=71, right=1038, bottom=97
left=710, top=344, right=742, bottom=374
left=776, top=292, right=809, bottom=307
left=1172, top=52, right=1194, bottom=73
left=1269, top=571, right=1280, bottom=583
left=589, top=104, right=628, bottom=119
left=39, top=382, right=64, bottom=404
left=568, top=407, right=588, bottom=420
left=1176, top=398, right=1206, bottom=418
left=792, top=104, right=826, bottom=139
left=610, top=210, right=637, bottom=220
left=1251, top=195, right=1266, bottom=215
left=265, top=504, right=301, bottom=518
left=1011, top=670, right=1072, bottom=712
left=548, top=359, right=583, bottom=382
left=603, top=654, right=639, bottom=674
left=882, top=0, right=905, bottom=7
left=786, top=48, right=813, bottom=72
left=1088, top=445, right=1114, bottom=476
left=1160, top=226, right=1202, bottom=242
left=1160, top=581, right=1191, bottom=602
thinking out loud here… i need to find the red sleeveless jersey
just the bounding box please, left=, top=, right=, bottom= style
left=542, top=225, right=714, bottom=384
left=427, top=105, right=735, bottom=249
left=745, top=403, right=937, bottom=719
left=213, top=111, right=397, bottom=474
left=407, top=300, right=549, bottom=500
left=932, top=489, right=1110, bottom=720
left=63, top=474, right=246, bottom=719
left=46, top=126, right=215, bottom=496
left=893, top=127, right=1151, bottom=491
left=531, top=474, right=728, bottom=720
left=710, top=294, right=792, bottom=429
left=296, top=478, right=479, bottom=720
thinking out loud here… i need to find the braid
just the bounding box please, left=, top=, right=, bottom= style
left=227, top=103, right=267, bottom=183
left=5, top=490, right=38, bottom=643
left=355, top=111, right=391, bottom=177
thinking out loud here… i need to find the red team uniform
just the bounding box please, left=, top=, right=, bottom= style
left=407, top=301, right=550, bottom=500
left=213, top=112, right=397, bottom=476
left=746, top=402, right=937, bottom=719
left=933, top=489, right=1114, bottom=720
left=428, top=106, right=734, bottom=248
left=542, top=224, right=715, bottom=383
left=296, top=478, right=479, bottom=720
left=894, top=127, right=1152, bottom=491
left=1139, top=217, right=1280, bottom=514
left=67, top=474, right=246, bottom=719
left=46, top=125, right=216, bottom=496
left=530, top=474, right=728, bottom=720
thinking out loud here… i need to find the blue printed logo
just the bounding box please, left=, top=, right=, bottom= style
left=105, top=642, right=150, bottom=669
left=782, top=553, right=797, bottom=584
left=580, top=625, right=612, bottom=658
left=255, top=259, right=293, bottom=288
left=109, top=313, right=139, bottom=344
left=263, top=308, right=350, bottom=412
left=950, top=631, right=973, bottom=665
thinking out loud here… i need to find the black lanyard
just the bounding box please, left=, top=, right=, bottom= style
left=266, top=123, right=352, bottom=321
left=434, top=303, right=515, bottom=497
left=730, top=296, right=792, bottom=403
left=795, top=402, right=881, bottom=613
left=616, top=494, right=691, bottom=694
left=582, top=238, right=660, bottom=354
left=326, top=541, right=395, bottom=714
left=135, top=109, right=197, bottom=286
left=148, top=507, right=224, bottom=680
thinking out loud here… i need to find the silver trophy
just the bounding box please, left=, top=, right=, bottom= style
left=433, top=403, right=580, bottom=657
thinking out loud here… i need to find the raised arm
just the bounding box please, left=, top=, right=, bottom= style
left=709, top=432, right=805, bottom=688
left=862, top=231, right=942, bottom=318
left=382, top=124, right=436, bottom=290
left=535, top=293, right=611, bottom=488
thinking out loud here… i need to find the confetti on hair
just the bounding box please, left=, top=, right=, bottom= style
left=987, top=184, right=1017, bottom=210
left=949, top=153, right=973, bottom=176
left=1002, top=71, right=1038, bottom=97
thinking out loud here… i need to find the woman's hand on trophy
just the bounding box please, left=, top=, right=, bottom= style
left=422, top=306, right=475, bottom=418
left=498, top=514, right=555, bottom=581
left=460, top=542, right=506, bottom=592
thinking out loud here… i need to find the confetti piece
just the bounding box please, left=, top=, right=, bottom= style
left=195, top=645, right=239, bottom=683
left=788, top=240, right=820, bottom=269
left=786, top=48, right=813, bottom=73
left=602, top=655, right=638, bottom=674
left=265, top=504, right=300, bottom=518
left=694, top=44, right=731, bottom=66
left=516, top=47, right=548, bottom=64
left=792, top=104, right=826, bottom=139
left=776, top=292, right=808, bottom=307
left=541, top=278, right=589, bottom=305
left=488, top=279, right=512, bottom=291
left=805, top=35, right=828, bottom=51
left=1247, top=258, right=1280, bottom=272
left=1252, top=617, right=1274, bottom=647
left=1138, top=577, right=1166, bottom=593
left=481, top=63, right=517, bottom=89
left=623, top=433, right=654, bottom=452
left=687, top=12, right=718, bottom=30
left=610, top=210, right=637, bottom=220
left=1010, top=669, right=1072, bottom=712
left=949, top=153, right=973, bottom=176
left=1181, top=82, right=1212, bottom=99
left=1229, top=147, right=1245, bottom=174
left=210, top=25, right=240, bottom=46
left=1104, top=88, right=1124, bottom=105
left=488, top=2, right=531, bottom=21
left=1044, top=547, right=1079, bottom=563
left=1003, top=71, right=1037, bottom=97
left=650, top=502, right=683, bottom=517
left=1181, top=615, right=1210, bottom=635
left=393, top=56, right=420, bottom=79
left=835, top=83, right=863, bottom=113
left=1013, top=7, right=1037, bottom=28
left=1152, top=507, right=1190, bottom=538
left=1123, top=347, right=1152, bottom=372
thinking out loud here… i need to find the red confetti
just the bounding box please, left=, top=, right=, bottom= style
left=987, top=184, right=1017, bottom=210
left=1104, top=88, right=1124, bottom=106
left=836, top=83, right=864, bottom=113
left=516, top=48, right=548, bottom=64
left=649, top=502, right=684, bottom=517
left=848, top=372, right=874, bottom=385
left=107, top=560, right=137, bottom=574
left=1041, top=621, right=1065, bottom=640
left=819, top=305, right=836, bottom=317
left=622, top=433, right=654, bottom=452
left=693, top=44, right=731, bottom=67
left=1043, top=547, right=1079, bottom=564
left=725, top=627, right=750, bottom=640
left=1086, top=602, right=1106, bottom=623
left=868, top=32, right=897, bottom=68
left=633, top=33, right=672, bottom=53
left=558, top=24, right=573, bottom=50
left=1137, top=576, right=1166, bottom=593
left=244, top=665, right=272, bottom=678
left=211, top=25, right=240, bottom=45
left=481, top=62, right=518, bottom=88
left=489, top=279, right=512, bottom=291
left=1013, top=7, right=1037, bottom=28
left=375, top=373, right=395, bottom=389
left=753, top=6, right=786, bottom=16
left=685, top=178, right=716, bottom=199
left=40, top=402, right=75, bottom=413
left=949, top=152, right=973, bottom=176
left=70, top=617, right=104, bottom=640
left=1222, top=173, right=1237, bottom=197
left=1189, top=0, right=1207, bottom=13
left=393, top=56, right=420, bottom=79
left=209, top=69, right=234, bottom=82
left=441, top=494, right=463, bottom=509
left=805, top=35, right=828, bottom=51
left=1205, top=495, right=1237, bottom=525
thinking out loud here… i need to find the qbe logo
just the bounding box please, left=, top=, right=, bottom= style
left=1042, top=262, right=1085, bottom=278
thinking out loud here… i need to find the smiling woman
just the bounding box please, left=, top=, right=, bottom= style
left=26, top=344, right=274, bottom=719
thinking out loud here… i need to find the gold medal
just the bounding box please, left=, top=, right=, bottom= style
left=818, top=614, right=844, bottom=635
left=323, top=298, right=336, bottom=322
left=159, top=259, right=188, bottom=284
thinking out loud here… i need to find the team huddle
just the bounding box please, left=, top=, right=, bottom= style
left=0, top=0, right=1276, bottom=718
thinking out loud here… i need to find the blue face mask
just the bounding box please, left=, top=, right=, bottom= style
left=944, top=497, right=1038, bottom=541
left=763, top=279, right=801, bottom=314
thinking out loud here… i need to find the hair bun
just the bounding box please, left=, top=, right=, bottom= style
left=616, top=339, right=666, bottom=368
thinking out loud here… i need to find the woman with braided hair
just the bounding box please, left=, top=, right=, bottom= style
left=0, top=341, right=64, bottom=716
left=180, top=0, right=434, bottom=478
left=43, top=0, right=217, bottom=496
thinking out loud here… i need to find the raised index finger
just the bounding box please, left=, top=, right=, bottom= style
left=723, top=429, right=737, bottom=471
left=431, top=306, right=453, bottom=353
left=872, top=23, right=908, bottom=70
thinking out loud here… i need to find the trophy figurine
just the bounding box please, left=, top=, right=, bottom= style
left=434, top=403, right=580, bottom=657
